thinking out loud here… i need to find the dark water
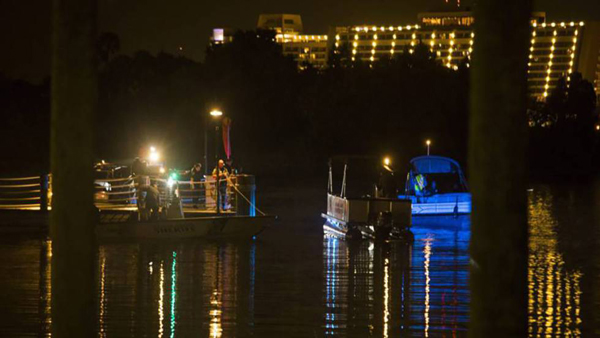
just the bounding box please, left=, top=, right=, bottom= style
left=0, top=182, right=598, bottom=337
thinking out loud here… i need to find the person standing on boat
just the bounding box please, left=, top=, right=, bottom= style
left=212, top=159, right=229, bottom=210
left=225, top=158, right=237, bottom=176
left=414, top=174, right=428, bottom=197
left=190, top=163, right=204, bottom=208
left=139, top=181, right=161, bottom=221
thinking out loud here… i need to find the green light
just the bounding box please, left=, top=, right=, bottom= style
left=170, top=172, right=178, bottom=180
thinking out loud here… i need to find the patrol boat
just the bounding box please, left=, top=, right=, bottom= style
left=322, top=156, right=412, bottom=240
left=398, top=156, right=471, bottom=216
left=96, top=174, right=276, bottom=240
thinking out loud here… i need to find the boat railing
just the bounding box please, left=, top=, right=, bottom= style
left=0, top=173, right=260, bottom=216
left=0, top=175, right=49, bottom=211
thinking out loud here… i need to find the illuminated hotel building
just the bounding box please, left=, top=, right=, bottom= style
left=332, top=23, right=474, bottom=70
left=212, top=14, right=328, bottom=68
left=332, top=11, right=600, bottom=99
left=258, top=14, right=329, bottom=68
left=212, top=12, right=600, bottom=99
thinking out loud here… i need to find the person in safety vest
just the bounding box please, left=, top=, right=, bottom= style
left=414, top=174, right=427, bottom=196
left=212, top=160, right=230, bottom=210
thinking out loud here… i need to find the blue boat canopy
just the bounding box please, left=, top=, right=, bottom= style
left=410, top=156, right=461, bottom=174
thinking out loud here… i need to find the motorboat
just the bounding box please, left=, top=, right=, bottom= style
left=398, top=156, right=471, bottom=216
left=322, top=156, right=412, bottom=240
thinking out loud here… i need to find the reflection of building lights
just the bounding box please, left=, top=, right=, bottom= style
left=423, top=237, right=433, bottom=338
left=99, top=254, right=106, bottom=338
left=383, top=257, right=390, bottom=338
left=159, top=262, right=164, bottom=338
left=171, top=252, right=177, bottom=338
left=528, top=192, right=583, bottom=336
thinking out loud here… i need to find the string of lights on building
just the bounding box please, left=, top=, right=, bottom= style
left=211, top=12, right=600, bottom=100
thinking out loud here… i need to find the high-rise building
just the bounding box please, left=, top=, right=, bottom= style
left=211, top=12, right=600, bottom=99
left=213, top=14, right=328, bottom=68
left=331, top=12, right=600, bottom=99
left=332, top=23, right=474, bottom=70
left=257, top=14, right=328, bottom=68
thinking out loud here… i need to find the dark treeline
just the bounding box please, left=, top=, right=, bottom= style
left=0, top=29, right=597, bottom=177
left=0, top=75, right=50, bottom=175
left=528, top=73, right=599, bottom=177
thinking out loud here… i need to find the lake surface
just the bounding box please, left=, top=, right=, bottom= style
left=0, top=181, right=598, bottom=337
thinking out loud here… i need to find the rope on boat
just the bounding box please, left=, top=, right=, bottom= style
left=231, top=181, right=265, bottom=216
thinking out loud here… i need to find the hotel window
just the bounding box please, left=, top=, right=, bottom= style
left=528, top=73, right=546, bottom=78
left=554, top=42, right=571, bottom=47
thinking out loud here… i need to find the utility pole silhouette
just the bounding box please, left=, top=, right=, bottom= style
left=51, top=0, right=97, bottom=336
left=468, top=0, right=531, bottom=336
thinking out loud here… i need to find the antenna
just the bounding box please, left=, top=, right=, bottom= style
left=341, top=163, right=347, bottom=198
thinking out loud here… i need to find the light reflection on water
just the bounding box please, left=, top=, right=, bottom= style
left=527, top=186, right=586, bottom=337
left=322, top=222, right=468, bottom=337
left=0, top=183, right=598, bottom=336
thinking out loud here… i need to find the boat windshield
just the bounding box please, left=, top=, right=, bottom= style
left=406, top=156, right=468, bottom=195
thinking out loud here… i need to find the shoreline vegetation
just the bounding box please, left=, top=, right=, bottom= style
left=0, top=29, right=597, bottom=179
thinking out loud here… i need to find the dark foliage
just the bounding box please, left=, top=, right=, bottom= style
left=528, top=73, right=599, bottom=176
left=0, top=76, right=50, bottom=175
left=0, top=30, right=597, bottom=177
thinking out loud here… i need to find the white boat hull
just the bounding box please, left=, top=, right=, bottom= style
left=412, top=201, right=471, bottom=215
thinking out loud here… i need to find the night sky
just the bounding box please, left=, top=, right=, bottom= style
left=1, top=0, right=599, bottom=83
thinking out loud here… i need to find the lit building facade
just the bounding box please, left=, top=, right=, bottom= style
left=528, top=21, right=600, bottom=98
left=210, top=28, right=235, bottom=45
left=332, top=24, right=474, bottom=70
left=212, top=12, right=600, bottom=99
left=257, top=14, right=328, bottom=68
left=331, top=12, right=600, bottom=100
left=281, top=35, right=328, bottom=68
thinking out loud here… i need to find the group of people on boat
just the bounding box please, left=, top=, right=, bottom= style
left=190, top=159, right=235, bottom=211
left=134, top=157, right=238, bottom=221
